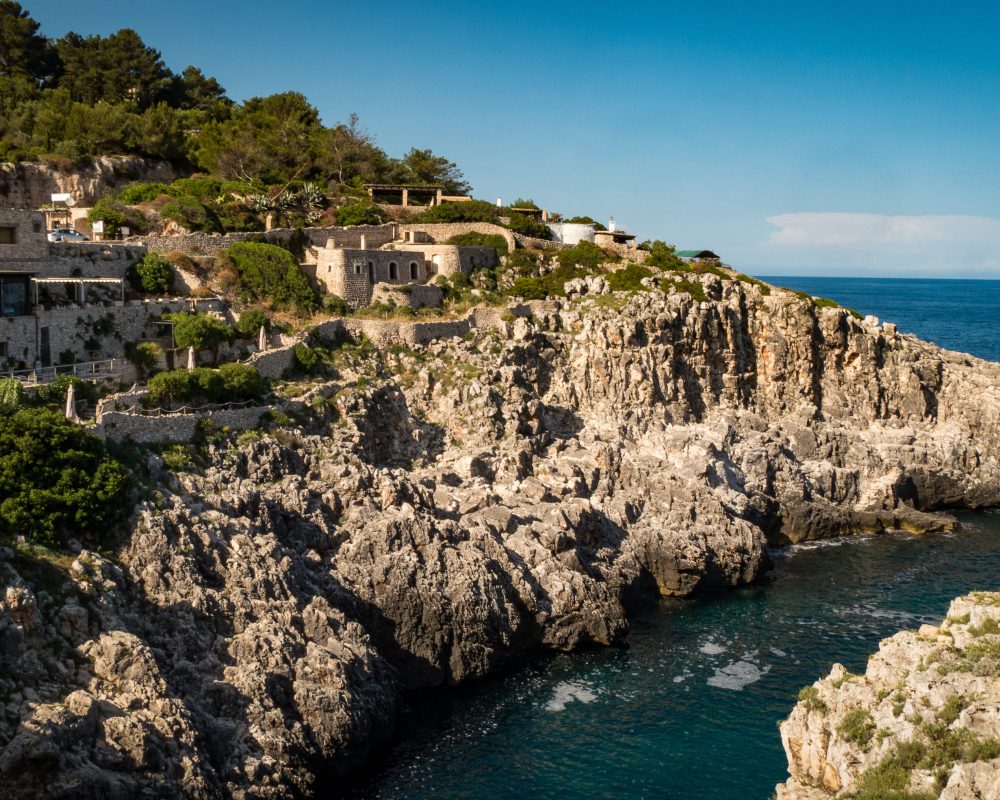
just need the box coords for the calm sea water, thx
[342,279,1000,800]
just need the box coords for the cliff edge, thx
[777,591,1000,799]
[4,275,1000,798]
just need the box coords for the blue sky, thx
[28,0,1000,276]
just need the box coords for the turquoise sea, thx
[343,278,1000,800]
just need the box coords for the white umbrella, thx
[65,382,78,421]
[257,325,267,351]
[186,346,196,370]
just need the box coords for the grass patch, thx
[838,709,876,746]
[970,616,1000,637]
[797,685,827,713]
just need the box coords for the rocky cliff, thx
[776,591,1000,799]
[0,157,178,208]
[4,275,1000,798]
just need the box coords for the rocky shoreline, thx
[777,591,1000,799]
[4,275,1000,798]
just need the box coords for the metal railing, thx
[0,359,120,385]
[114,399,261,417]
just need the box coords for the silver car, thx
[47,228,89,242]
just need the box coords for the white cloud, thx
[762,212,1000,275]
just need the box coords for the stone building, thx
[313,227,501,309]
[0,209,49,261]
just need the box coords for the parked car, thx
[47,228,89,242]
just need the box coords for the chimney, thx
[497,198,503,207]
[608,218,617,232]
[360,234,367,249]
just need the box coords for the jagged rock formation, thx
[4,275,1000,798]
[776,591,1000,799]
[0,157,178,208]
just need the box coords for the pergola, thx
[32,276,126,305]
[364,184,445,207]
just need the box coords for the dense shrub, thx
[87,198,147,236]
[606,263,653,292]
[335,201,387,226]
[506,212,552,240]
[127,252,174,294]
[160,194,223,233]
[168,312,233,360]
[446,232,509,255]
[558,241,614,270]
[413,199,500,224]
[0,408,131,547]
[294,343,320,373]
[0,379,23,413]
[225,242,318,314]
[35,375,98,407]
[506,276,549,300]
[127,341,162,377]
[642,240,689,271]
[147,364,262,406]
[564,215,607,231]
[117,181,175,203]
[321,294,350,315]
[233,308,270,339]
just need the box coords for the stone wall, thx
[371,283,443,310]
[245,345,297,381]
[132,223,399,262]
[34,242,145,279]
[398,222,516,253]
[0,157,177,208]
[1,298,225,367]
[513,232,563,251]
[0,209,48,261]
[99,404,268,444]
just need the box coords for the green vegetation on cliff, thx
[0,407,131,547]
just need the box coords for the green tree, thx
[167,65,229,112]
[233,308,269,339]
[128,341,162,378]
[399,147,470,194]
[0,407,131,547]
[195,91,322,184]
[169,312,232,361]
[127,252,174,294]
[0,1,57,112]
[55,28,172,109]
[318,112,384,186]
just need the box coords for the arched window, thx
[389,262,398,280]
[409,262,418,280]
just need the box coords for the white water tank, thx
[546,222,596,245]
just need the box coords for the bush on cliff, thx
[606,263,653,292]
[506,212,552,240]
[127,252,175,295]
[147,364,262,407]
[446,232,509,256]
[412,199,500,224]
[224,242,318,315]
[168,312,233,361]
[0,408,131,547]
[160,194,224,233]
[558,241,616,270]
[233,308,270,339]
[335,201,387,226]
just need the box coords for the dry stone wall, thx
[398,222,516,252]
[132,224,399,261]
[371,283,443,310]
[99,405,268,444]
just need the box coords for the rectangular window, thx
[0,343,7,358]
[0,277,29,316]
[32,221,41,234]
[0,227,15,245]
